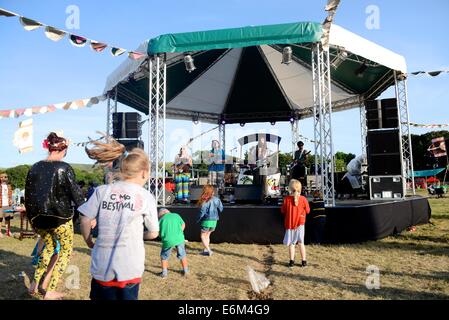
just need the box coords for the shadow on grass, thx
[0,249,38,300]
[268,269,449,300]
[351,267,449,282]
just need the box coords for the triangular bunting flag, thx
[111,47,126,57]
[19,16,43,31]
[128,51,146,60]
[0,8,17,17]
[90,41,108,52]
[428,71,443,77]
[69,34,88,47]
[44,26,66,42]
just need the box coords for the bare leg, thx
[180,257,188,270]
[289,244,296,261]
[200,231,211,252]
[161,259,169,270]
[299,243,306,261]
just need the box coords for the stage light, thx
[184,54,196,73]
[355,61,368,78]
[282,46,292,65]
[192,114,199,125]
[271,121,276,125]
[240,123,245,127]
[331,50,348,69]
[289,116,295,123]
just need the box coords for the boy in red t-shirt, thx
[281,179,310,268]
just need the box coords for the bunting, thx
[407,70,449,78]
[0,7,146,60]
[13,119,33,154]
[406,122,449,129]
[0,95,106,120]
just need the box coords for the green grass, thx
[1,193,448,300]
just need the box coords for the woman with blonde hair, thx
[78,148,159,300]
[281,179,310,268]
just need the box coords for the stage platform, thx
[165,196,431,244]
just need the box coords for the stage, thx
[165,196,431,244]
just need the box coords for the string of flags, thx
[0,95,106,120]
[407,70,449,78]
[0,7,146,60]
[407,122,449,129]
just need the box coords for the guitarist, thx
[208,140,225,189]
[174,146,192,203]
[292,141,310,187]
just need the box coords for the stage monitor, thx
[113,112,142,139]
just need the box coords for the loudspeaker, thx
[234,185,262,202]
[113,112,142,139]
[369,176,404,200]
[365,98,398,130]
[116,139,144,151]
[367,129,401,175]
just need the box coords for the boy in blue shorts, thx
[158,208,189,278]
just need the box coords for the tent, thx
[104,21,406,123]
[103,20,411,206]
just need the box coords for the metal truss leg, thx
[149,56,167,205]
[394,71,415,196]
[312,43,335,207]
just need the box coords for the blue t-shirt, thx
[208,149,225,172]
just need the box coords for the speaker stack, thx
[365,99,404,200]
[112,112,144,150]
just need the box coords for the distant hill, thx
[1,163,96,172]
[70,163,96,172]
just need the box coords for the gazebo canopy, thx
[104,21,407,124]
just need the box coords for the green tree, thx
[5,165,31,189]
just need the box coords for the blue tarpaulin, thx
[413,168,446,177]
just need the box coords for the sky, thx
[0,0,448,168]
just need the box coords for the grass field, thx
[1,192,448,300]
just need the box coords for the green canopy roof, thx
[148,21,322,54]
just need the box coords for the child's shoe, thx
[160,270,168,278]
[301,260,307,268]
[288,260,294,268]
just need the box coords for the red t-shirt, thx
[281,195,310,229]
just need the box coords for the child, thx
[281,179,310,268]
[197,185,223,256]
[78,148,159,300]
[158,208,188,278]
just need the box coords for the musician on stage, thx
[292,141,309,187]
[250,137,273,198]
[174,146,192,203]
[208,140,225,188]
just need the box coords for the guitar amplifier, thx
[369,175,404,200]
